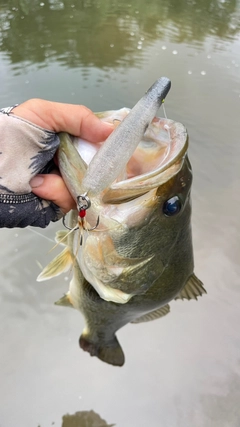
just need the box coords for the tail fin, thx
[79,333,125,367]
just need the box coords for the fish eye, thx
[163,196,181,217]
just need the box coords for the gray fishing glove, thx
[0,106,62,228]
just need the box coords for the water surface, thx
[0,1,240,426]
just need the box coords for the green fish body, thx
[38,80,205,366]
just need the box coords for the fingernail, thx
[30,176,44,188]
[104,121,115,128]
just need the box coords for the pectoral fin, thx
[131,304,170,323]
[37,247,73,281]
[175,273,206,301]
[83,234,159,299]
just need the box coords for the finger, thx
[30,174,76,214]
[13,100,114,142]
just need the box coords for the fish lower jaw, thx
[92,280,133,304]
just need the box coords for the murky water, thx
[0,1,240,426]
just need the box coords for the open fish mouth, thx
[74,110,188,204]
[121,115,187,179]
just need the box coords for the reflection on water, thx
[0,0,239,72]
[61,410,115,427]
[0,0,240,426]
[37,409,115,427]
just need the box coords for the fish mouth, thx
[124,116,187,180]
[74,110,188,204]
[104,115,188,203]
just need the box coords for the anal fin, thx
[175,273,206,301]
[131,304,170,324]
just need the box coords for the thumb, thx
[30,174,76,214]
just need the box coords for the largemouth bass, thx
[38,78,206,366]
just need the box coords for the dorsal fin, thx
[131,304,170,323]
[175,273,206,301]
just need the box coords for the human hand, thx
[14,99,114,213]
[0,99,113,228]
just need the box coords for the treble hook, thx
[83,214,100,231]
[62,193,99,232]
[77,193,99,231]
[62,215,79,231]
